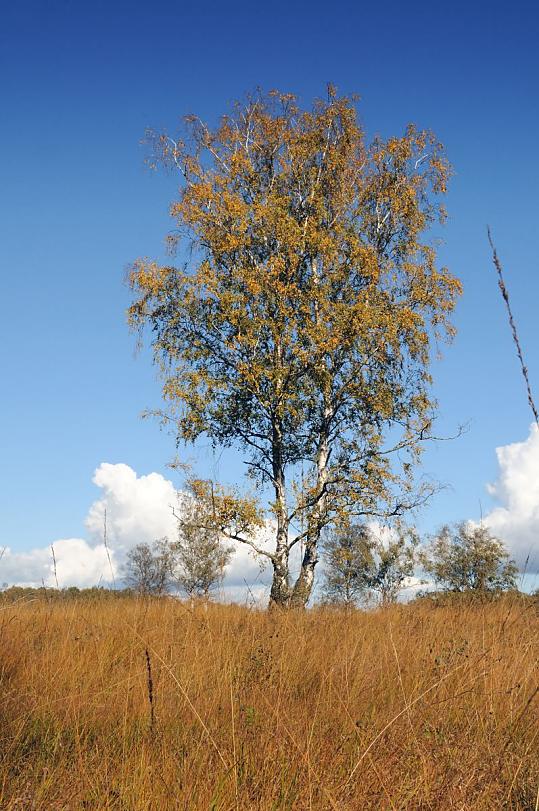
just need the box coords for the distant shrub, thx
[412,589,529,609]
[0,585,136,603]
[421,523,518,595]
[321,523,418,607]
[122,540,174,596]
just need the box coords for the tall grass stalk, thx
[488,227,539,425]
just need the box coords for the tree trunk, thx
[268,414,291,608]
[290,538,318,607]
[289,406,332,608]
[269,542,291,607]
[286,261,333,610]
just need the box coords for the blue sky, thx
[1,0,538,577]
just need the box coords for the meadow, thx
[0,594,537,810]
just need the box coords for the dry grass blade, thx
[339,654,476,790]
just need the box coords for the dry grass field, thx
[0,594,537,810]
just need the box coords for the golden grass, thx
[0,595,537,809]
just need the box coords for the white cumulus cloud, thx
[0,463,273,594]
[85,463,178,551]
[0,540,113,589]
[483,424,539,572]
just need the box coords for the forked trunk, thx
[290,538,319,608]
[288,404,331,608]
[269,411,292,607]
[267,390,331,609]
[269,544,291,607]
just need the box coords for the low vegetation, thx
[0,594,537,809]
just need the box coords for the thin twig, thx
[144,647,155,733]
[487,227,539,425]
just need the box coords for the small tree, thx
[322,523,417,607]
[321,524,372,607]
[172,496,233,598]
[366,528,418,606]
[123,540,173,596]
[422,523,518,594]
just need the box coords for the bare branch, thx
[222,530,275,561]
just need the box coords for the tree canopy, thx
[172,495,233,597]
[422,523,518,594]
[321,524,373,608]
[322,523,417,607]
[129,87,462,607]
[122,540,173,596]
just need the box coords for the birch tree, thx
[322,523,418,607]
[128,87,461,607]
[422,523,518,593]
[123,540,173,596]
[321,524,372,608]
[172,495,233,597]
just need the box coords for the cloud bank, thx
[0,463,270,598]
[0,541,111,590]
[483,424,539,572]
[85,463,178,551]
